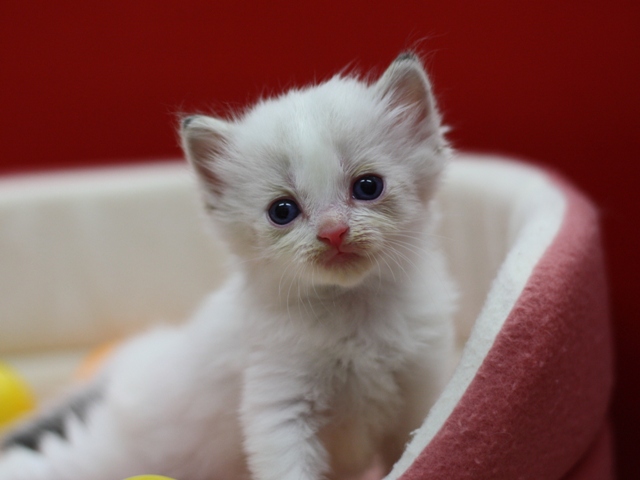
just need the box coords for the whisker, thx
[278,256,296,300]
[386,240,451,285]
[285,261,300,323]
[310,268,327,318]
[387,237,439,263]
[390,229,453,243]
[387,244,431,264]
[363,251,384,294]
[384,248,411,282]
[378,252,396,283]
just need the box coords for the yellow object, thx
[75,341,119,381]
[123,476,177,480]
[0,362,36,428]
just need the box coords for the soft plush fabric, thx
[0,154,613,478]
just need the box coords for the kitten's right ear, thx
[375,52,441,138]
[180,114,230,200]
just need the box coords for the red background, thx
[1,1,638,477]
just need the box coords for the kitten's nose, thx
[317,224,349,248]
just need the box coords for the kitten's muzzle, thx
[317,224,349,249]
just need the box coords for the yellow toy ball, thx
[0,362,36,429]
[123,476,177,480]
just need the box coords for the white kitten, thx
[0,53,457,480]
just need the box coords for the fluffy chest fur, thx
[231,255,454,478]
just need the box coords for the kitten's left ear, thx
[180,114,230,201]
[376,52,441,136]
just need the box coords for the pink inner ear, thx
[184,127,227,196]
[388,74,430,124]
[377,59,433,128]
[191,155,224,196]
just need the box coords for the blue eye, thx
[268,199,300,225]
[353,175,384,200]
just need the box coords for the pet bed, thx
[0,154,613,479]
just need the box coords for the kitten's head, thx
[181,53,449,288]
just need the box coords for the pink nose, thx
[318,225,349,248]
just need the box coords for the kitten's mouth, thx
[312,245,374,286]
[321,248,363,267]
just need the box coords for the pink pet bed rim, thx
[399,170,614,479]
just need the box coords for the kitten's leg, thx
[240,362,329,480]
[381,356,453,472]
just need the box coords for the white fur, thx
[0,54,457,480]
